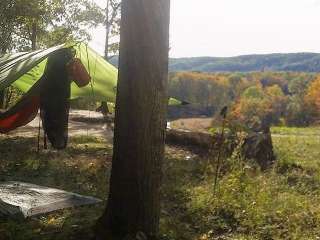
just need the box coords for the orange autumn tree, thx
[305,75,320,122]
[230,85,287,131]
[230,86,273,131]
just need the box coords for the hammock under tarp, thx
[0,42,183,149]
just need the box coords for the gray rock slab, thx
[0,181,102,219]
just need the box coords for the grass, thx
[272,126,320,169]
[0,126,320,239]
[161,126,320,239]
[271,126,320,136]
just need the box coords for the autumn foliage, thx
[169,71,319,128]
[304,76,320,121]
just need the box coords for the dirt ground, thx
[5,110,113,141]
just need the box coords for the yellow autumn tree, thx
[305,75,320,121]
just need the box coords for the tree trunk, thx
[0,90,5,109]
[31,22,37,50]
[96,0,170,239]
[1,44,8,55]
[0,48,6,109]
[104,0,110,59]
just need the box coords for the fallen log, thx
[166,129,212,149]
[166,128,275,170]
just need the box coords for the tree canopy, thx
[0,0,104,52]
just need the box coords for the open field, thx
[0,125,320,239]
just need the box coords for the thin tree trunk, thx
[0,90,5,109]
[1,45,7,54]
[96,0,170,239]
[0,48,7,109]
[104,0,110,59]
[31,22,37,50]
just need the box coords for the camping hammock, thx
[0,46,91,149]
[0,82,40,134]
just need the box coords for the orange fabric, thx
[0,96,40,133]
[67,58,91,88]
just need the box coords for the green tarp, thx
[0,42,181,105]
[1,43,118,103]
[0,45,66,90]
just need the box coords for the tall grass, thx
[160,127,320,239]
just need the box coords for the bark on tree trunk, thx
[31,22,37,50]
[0,48,6,109]
[96,0,170,239]
[104,0,110,59]
[0,90,5,109]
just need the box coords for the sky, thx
[90,0,320,58]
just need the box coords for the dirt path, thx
[5,110,114,141]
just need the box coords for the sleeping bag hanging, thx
[40,48,74,150]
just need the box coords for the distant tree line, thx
[169,71,320,128]
[169,53,320,73]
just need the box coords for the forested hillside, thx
[169,53,320,72]
[110,53,320,72]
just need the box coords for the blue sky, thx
[91,0,320,57]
